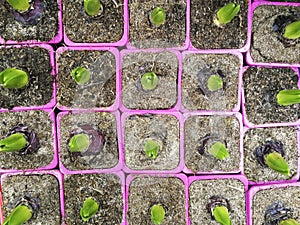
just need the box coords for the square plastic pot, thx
[56,47,120,111]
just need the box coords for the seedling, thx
[84,0,103,17]
[7,0,30,11]
[206,196,232,225]
[283,20,300,40]
[150,7,166,26]
[213,206,232,225]
[68,133,90,153]
[144,139,160,159]
[141,72,158,90]
[209,142,229,160]
[80,197,99,222]
[3,204,32,225]
[71,67,91,85]
[207,75,223,91]
[0,68,29,89]
[265,152,290,176]
[264,202,295,225]
[280,219,300,225]
[151,204,165,225]
[214,3,240,27]
[0,133,27,153]
[277,90,300,106]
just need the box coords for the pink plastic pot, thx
[0,44,56,110]
[57,110,123,174]
[0,0,62,44]
[121,111,184,174]
[56,46,120,111]
[183,111,244,174]
[0,108,58,173]
[0,170,64,225]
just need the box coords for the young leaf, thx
[144,139,160,159]
[68,134,90,153]
[151,204,165,225]
[213,206,232,225]
[280,219,300,225]
[265,152,290,176]
[71,67,91,85]
[7,0,30,11]
[141,72,158,91]
[207,75,223,91]
[0,68,29,89]
[283,20,300,40]
[80,197,99,222]
[3,205,32,225]
[215,3,240,26]
[150,7,166,26]
[0,133,27,153]
[84,0,102,17]
[209,142,229,160]
[277,90,300,106]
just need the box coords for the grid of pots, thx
[0,0,300,225]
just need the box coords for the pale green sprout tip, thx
[80,197,99,222]
[276,90,300,106]
[0,133,27,153]
[213,206,232,225]
[144,139,160,159]
[265,152,290,176]
[283,20,300,40]
[215,3,240,26]
[71,67,91,85]
[209,142,229,160]
[84,0,103,17]
[3,204,32,225]
[0,68,29,89]
[151,204,165,225]
[68,134,90,153]
[207,75,223,91]
[280,218,300,225]
[150,7,166,26]
[141,72,158,90]
[7,0,30,11]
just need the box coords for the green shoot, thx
[0,133,27,153]
[0,68,29,89]
[84,0,103,17]
[207,75,223,91]
[209,142,229,160]
[150,7,166,26]
[144,139,160,159]
[214,3,240,27]
[276,90,300,106]
[212,206,232,225]
[283,20,300,40]
[3,204,32,225]
[80,197,99,222]
[265,152,290,176]
[151,204,165,225]
[280,219,300,225]
[71,67,91,85]
[141,72,158,90]
[7,0,30,11]
[68,134,90,153]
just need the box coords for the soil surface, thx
[190,0,248,49]
[122,51,178,109]
[189,179,246,224]
[59,112,119,171]
[243,67,299,125]
[129,0,186,48]
[57,50,116,109]
[184,115,240,173]
[250,5,300,64]
[2,174,61,224]
[64,173,123,224]
[0,0,58,42]
[182,54,240,110]
[0,46,53,109]
[244,126,298,183]
[127,176,185,225]
[63,0,123,43]
[124,114,179,171]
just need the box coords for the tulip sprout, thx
[214,3,240,27]
[80,197,99,222]
[280,219,300,225]
[7,0,30,11]
[209,142,229,160]
[151,204,165,225]
[277,90,300,106]
[144,139,160,159]
[207,75,223,91]
[71,67,91,85]
[150,7,166,26]
[283,20,300,40]
[3,205,32,225]
[84,0,103,17]
[141,72,158,91]
[68,133,90,153]
[0,68,29,89]
[213,206,232,225]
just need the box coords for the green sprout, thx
[150,7,166,26]
[207,75,223,91]
[71,67,91,85]
[84,0,103,17]
[0,68,29,89]
[208,142,229,160]
[144,139,160,159]
[0,133,27,153]
[212,206,232,225]
[265,152,290,176]
[141,72,158,91]
[276,90,300,106]
[151,204,165,225]
[6,0,30,11]
[280,219,300,225]
[68,134,90,153]
[80,197,99,222]
[214,3,240,27]
[3,204,32,225]
[283,20,300,40]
